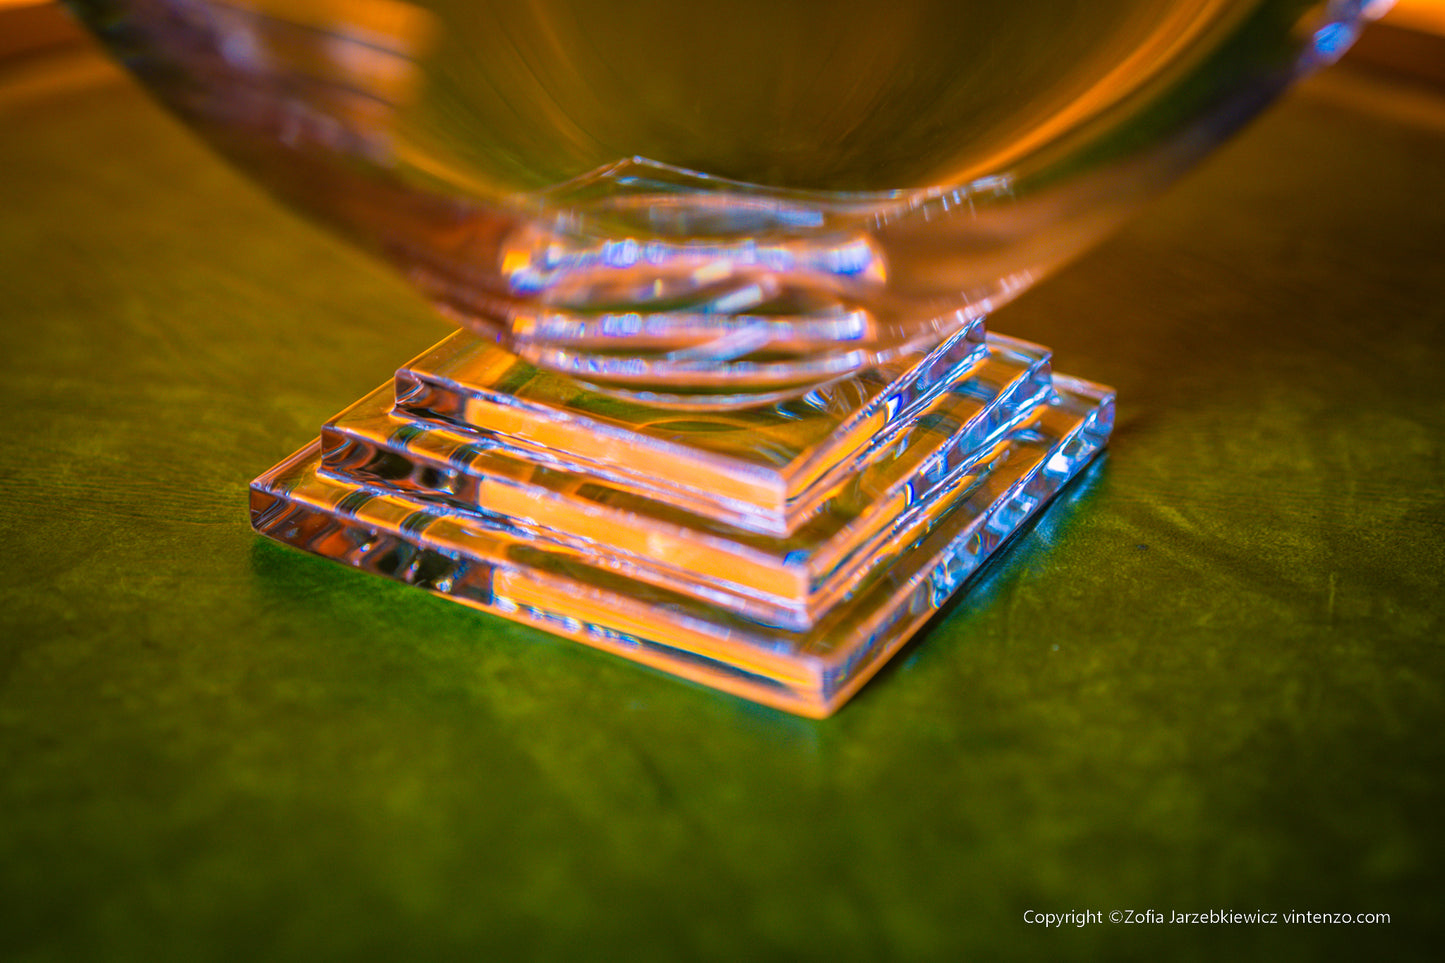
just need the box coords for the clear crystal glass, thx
[65,0,1388,402]
[65,0,1390,713]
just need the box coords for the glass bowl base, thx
[251,323,1113,717]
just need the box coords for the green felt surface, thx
[2,42,1443,962]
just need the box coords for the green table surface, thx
[2,36,1443,963]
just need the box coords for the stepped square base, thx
[251,322,1113,717]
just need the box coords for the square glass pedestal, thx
[251,319,1113,717]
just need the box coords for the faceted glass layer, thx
[252,324,1113,716]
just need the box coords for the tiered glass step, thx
[251,319,1114,717]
